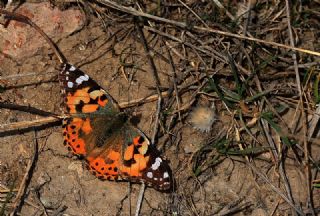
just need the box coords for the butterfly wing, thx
[59,63,119,157]
[59,63,119,115]
[120,126,172,190]
[85,122,172,190]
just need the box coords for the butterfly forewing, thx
[59,63,119,115]
[120,125,172,190]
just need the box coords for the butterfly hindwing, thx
[62,117,90,156]
[64,112,172,190]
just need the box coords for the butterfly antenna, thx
[0,9,67,64]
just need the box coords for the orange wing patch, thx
[66,87,91,114]
[62,117,92,156]
[87,150,121,180]
[123,144,134,161]
[85,136,151,180]
[89,90,109,107]
[65,88,108,114]
[121,154,149,177]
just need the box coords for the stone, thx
[0,2,85,59]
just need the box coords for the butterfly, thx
[58,63,172,190]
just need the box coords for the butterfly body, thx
[59,63,172,190]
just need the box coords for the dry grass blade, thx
[135,21,162,144]
[285,0,313,214]
[98,0,320,57]
[215,201,252,216]
[134,183,145,216]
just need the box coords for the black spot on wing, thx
[75,100,85,113]
[99,94,107,101]
[89,97,99,105]
[137,136,145,144]
[123,158,136,166]
[88,85,101,93]
[133,147,140,154]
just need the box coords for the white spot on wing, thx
[69,65,76,71]
[80,75,89,81]
[67,81,74,88]
[83,74,89,81]
[151,157,162,170]
[163,172,169,179]
[75,77,82,84]
[75,75,90,85]
[147,172,153,178]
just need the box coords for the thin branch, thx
[9,130,38,215]
[134,183,145,216]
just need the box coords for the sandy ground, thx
[1,2,319,216]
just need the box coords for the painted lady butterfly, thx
[59,64,172,190]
